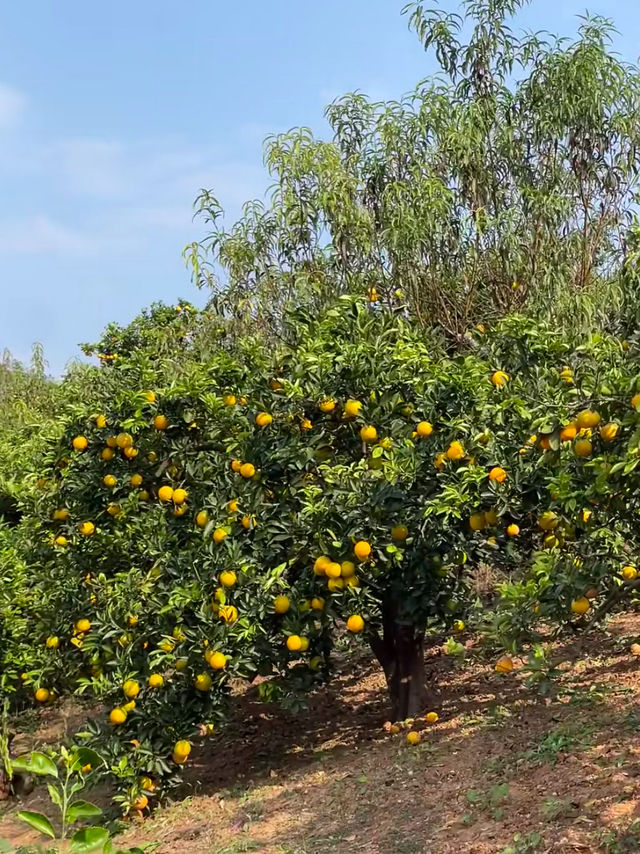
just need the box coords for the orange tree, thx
[9,291,640,805]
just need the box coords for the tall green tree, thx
[187,0,640,345]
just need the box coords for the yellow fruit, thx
[406,731,421,745]
[325,562,342,579]
[632,393,640,410]
[488,466,507,483]
[54,535,68,546]
[469,513,485,532]
[560,423,577,442]
[425,712,439,724]
[622,565,638,580]
[196,510,209,527]
[453,620,465,632]
[173,740,191,763]
[346,576,360,588]
[194,673,212,691]
[574,439,592,458]
[219,570,236,588]
[223,394,237,406]
[144,391,156,403]
[213,528,228,545]
[538,512,558,530]
[286,635,303,652]
[301,418,313,431]
[576,410,600,429]
[158,485,174,502]
[72,436,88,451]
[205,651,225,670]
[274,595,291,614]
[100,447,114,462]
[298,637,309,652]
[231,458,243,472]
[256,412,273,427]
[53,508,69,521]
[354,540,372,561]
[319,398,336,413]
[75,618,91,634]
[35,688,50,703]
[571,597,590,615]
[346,615,364,633]
[484,509,499,526]
[116,432,133,449]
[45,635,60,649]
[153,415,169,431]
[109,708,127,725]
[128,614,139,627]
[240,463,256,479]
[159,639,175,653]
[103,474,116,488]
[269,378,283,390]
[107,503,122,517]
[313,556,330,576]
[173,488,187,505]
[123,679,140,699]
[391,525,409,541]
[96,414,107,428]
[123,446,139,459]
[446,441,464,460]
[105,436,117,448]
[311,597,325,611]
[341,560,356,578]
[433,452,447,469]
[227,500,239,514]
[506,523,520,537]
[219,605,238,623]
[360,425,378,443]
[175,658,188,671]
[416,421,433,438]
[495,655,513,674]
[130,474,143,487]
[599,422,619,443]
[543,534,559,549]
[343,399,362,418]
[132,795,148,812]
[491,371,509,387]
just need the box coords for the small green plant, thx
[2,746,145,854]
[519,645,562,697]
[465,782,510,820]
[540,796,577,820]
[502,831,542,854]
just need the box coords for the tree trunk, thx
[370,605,428,721]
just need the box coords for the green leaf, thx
[70,747,105,772]
[16,810,56,839]
[67,800,103,824]
[12,751,58,778]
[47,782,63,807]
[68,826,110,852]
[0,839,12,853]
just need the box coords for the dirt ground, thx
[3,614,640,854]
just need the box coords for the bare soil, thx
[3,614,640,853]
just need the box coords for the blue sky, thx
[1,0,638,374]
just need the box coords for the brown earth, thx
[3,614,640,853]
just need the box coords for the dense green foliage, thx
[5,0,640,816]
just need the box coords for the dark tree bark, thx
[369,601,428,721]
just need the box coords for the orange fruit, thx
[343,399,362,418]
[319,398,336,413]
[391,525,408,541]
[130,474,143,487]
[406,731,421,745]
[313,556,330,576]
[72,436,88,451]
[425,712,439,724]
[123,679,140,699]
[469,513,485,532]
[346,615,364,633]
[219,570,236,587]
[240,463,255,479]
[194,673,212,691]
[416,421,433,437]
[231,459,242,472]
[116,432,133,449]
[35,688,50,703]
[213,528,228,545]
[571,597,590,615]
[340,560,356,578]
[560,424,577,442]
[599,422,619,443]
[207,651,227,670]
[103,474,116,488]
[311,597,325,611]
[101,447,115,461]
[446,441,464,460]
[506,523,520,537]
[196,510,209,527]
[491,371,509,387]
[79,521,95,536]
[286,635,302,652]
[173,488,187,505]
[354,540,371,561]
[325,562,342,579]
[574,439,592,458]
[576,410,600,429]
[158,486,174,502]
[360,425,377,443]
[274,595,290,614]
[495,655,513,674]
[488,466,507,483]
[256,412,273,427]
[109,708,127,725]
[153,415,169,431]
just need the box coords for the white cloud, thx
[0,214,92,254]
[0,83,26,129]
